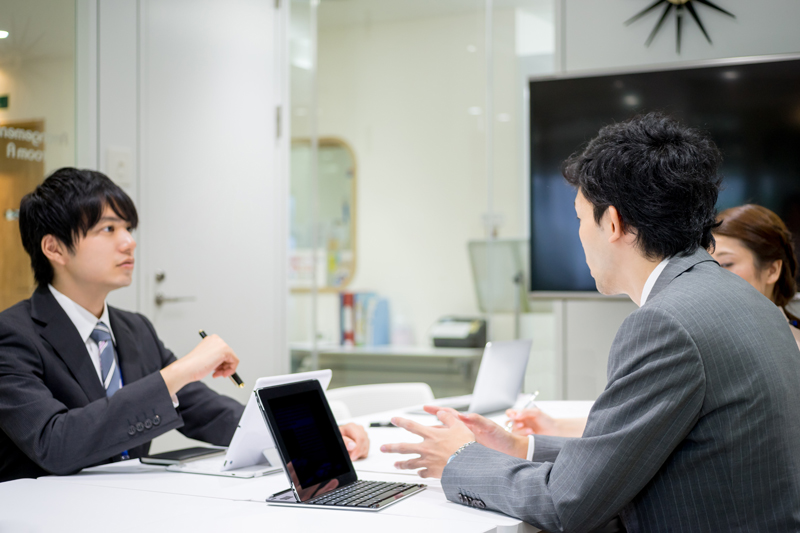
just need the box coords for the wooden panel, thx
[0,120,44,311]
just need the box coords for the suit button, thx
[475,500,486,509]
[136,422,144,432]
[128,425,136,436]
[152,415,161,426]
[144,419,153,429]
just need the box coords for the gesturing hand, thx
[453,407,529,459]
[379,407,475,479]
[505,408,587,438]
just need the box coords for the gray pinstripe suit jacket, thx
[442,249,800,532]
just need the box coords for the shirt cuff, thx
[526,434,535,461]
[171,393,180,409]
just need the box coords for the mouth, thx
[119,259,135,269]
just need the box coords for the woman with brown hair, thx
[711,204,800,349]
[506,204,800,438]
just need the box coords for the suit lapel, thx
[31,286,107,402]
[109,307,144,385]
[648,248,718,302]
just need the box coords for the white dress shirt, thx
[48,284,119,387]
[525,257,671,461]
[640,258,670,307]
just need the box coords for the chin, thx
[114,276,134,288]
[594,281,617,297]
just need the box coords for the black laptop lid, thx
[255,380,357,502]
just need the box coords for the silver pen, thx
[505,390,540,431]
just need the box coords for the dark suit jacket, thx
[0,285,244,482]
[442,249,800,532]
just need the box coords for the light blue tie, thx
[90,322,122,397]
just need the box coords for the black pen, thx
[198,329,244,388]
[369,421,396,428]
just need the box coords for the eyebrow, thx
[713,251,734,257]
[97,216,127,224]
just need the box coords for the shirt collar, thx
[640,258,670,307]
[48,284,116,345]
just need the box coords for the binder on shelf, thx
[339,291,390,347]
[340,293,355,346]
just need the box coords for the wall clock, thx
[625,0,736,53]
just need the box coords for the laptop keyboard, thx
[305,480,425,509]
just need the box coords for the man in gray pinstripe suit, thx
[382,113,800,532]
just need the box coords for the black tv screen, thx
[529,56,800,294]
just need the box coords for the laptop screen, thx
[256,380,357,501]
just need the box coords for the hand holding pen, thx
[199,330,244,388]
[505,390,540,431]
[159,330,241,397]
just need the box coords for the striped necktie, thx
[90,322,122,397]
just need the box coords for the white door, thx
[137,0,288,407]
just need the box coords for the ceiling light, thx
[0,31,9,39]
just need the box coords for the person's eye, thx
[103,225,115,232]
[720,262,733,268]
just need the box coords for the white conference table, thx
[0,400,593,533]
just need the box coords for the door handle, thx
[154,293,196,307]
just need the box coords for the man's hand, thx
[379,407,475,479]
[451,406,528,459]
[506,407,587,438]
[160,334,239,396]
[339,422,369,460]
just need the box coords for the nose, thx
[120,228,137,252]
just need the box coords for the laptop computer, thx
[424,339,532,415]
[255,379,426,511]
[165,370,332,478]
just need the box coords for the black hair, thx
[19,167,139,286]
[562,112,723,260]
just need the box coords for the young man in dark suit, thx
[0,168,368,482]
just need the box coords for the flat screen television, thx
[529,54,800,295]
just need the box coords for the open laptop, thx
[165,370,332,478]
[255,379,426,511]
[423,339,532,415]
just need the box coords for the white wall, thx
[563,0,800,73]
[97,0,140,312]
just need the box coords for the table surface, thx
[0,400,593,533]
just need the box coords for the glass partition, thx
[0,0,76,310]
[288,0,557,398]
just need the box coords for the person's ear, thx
[764,259,782,286]
[41,235,69,267]
[605,206,625,244]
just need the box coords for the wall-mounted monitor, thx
[529,54,800,295]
